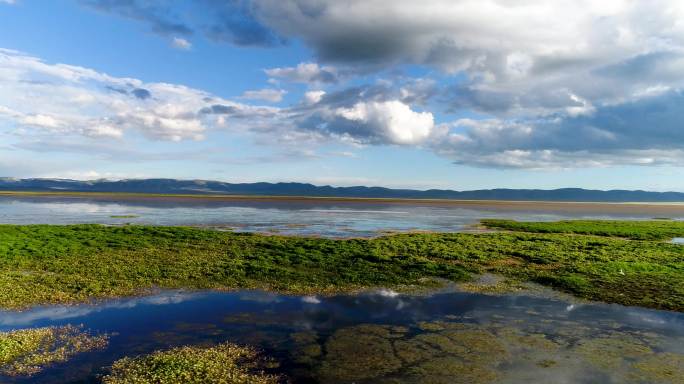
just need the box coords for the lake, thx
[1,194,683,238]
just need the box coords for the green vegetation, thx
[481,219,684,240]
[102,342,279,384]
[0,221,682,311]
[0,325,108,376]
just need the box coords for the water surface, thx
[0,288,682,383]
[2,195,681,237]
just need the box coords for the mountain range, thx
[0,178,683,202]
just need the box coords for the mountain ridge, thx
[0,178,683,202]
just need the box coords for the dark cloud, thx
[199,104,239,115]
[82,0,192,36]
[131,88,151,100]
[83,0,282,46]
[105,85,151,100]
[203,0,283,46]
[433,90,684,168]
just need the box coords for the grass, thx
[481,219,684,240]
[0,325,108,376]
[0,221,682,311]
[102,342,279,384]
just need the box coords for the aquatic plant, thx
[630,352,684,383]
[0,220,682,311]
[102,342,280,384]
[0,325,108,377]
[294,318,684,384]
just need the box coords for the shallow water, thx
[1,195,681,237]
[0,289,682,383]
[672,237,684,244]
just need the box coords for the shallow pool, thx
[1,288,682,383]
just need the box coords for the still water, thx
[1,195,682,237]
[0,288,682,383]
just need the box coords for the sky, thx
[1,1,684,191]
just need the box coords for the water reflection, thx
[1,196,680,238]
[0,289,682,383]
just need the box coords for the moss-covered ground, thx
[0,220,682,311]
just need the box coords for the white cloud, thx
[333,100,434,145]
[0,0,15,4]
[171,37,191,50]
[239,88,286,102]
[304,90,325,104]
[265,62,337,84]
[19,114,63,129]
[0,49,262,142]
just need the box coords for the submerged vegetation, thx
[0,325,108,376]
[290,316,684,384]
[0,220,682,310]
[102,342,280,384]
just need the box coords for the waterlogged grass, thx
[0,325,108,376]
[481,219,684,240]
[102,342,279,384]
[0,222,682,311]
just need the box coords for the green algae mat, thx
[0,220,682,311]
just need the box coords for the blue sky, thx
[1,1,684,191]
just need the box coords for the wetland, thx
[0,194,683,383]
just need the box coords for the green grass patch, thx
[102,342,279,384]
[0,222,682,311]
[0,325,108,376]
[481,219,684,240]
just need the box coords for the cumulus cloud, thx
[330,100,434,145]
[287,84,440,145]
[239,88,286,103]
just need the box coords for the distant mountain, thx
[0,178,683,202]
